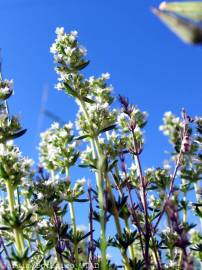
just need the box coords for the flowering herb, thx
[0,27,201,270]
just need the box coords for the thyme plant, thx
[0,27,201,270]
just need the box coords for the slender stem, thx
[124,218,135,260]
[69,201,79,264]
[115,161,145,261]
[78,99,108,270]
[150,233,162,270]
[65,167,79,265]
[105,174,131,270]
[154,152,182,231]
[5,181,25,254]
[88,186,95,266]
[131,132,150,268]
[114,165,138,261]
[194,182,202,228]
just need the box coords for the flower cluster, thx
[0,142,33,187]
[50,27,88,95]
[0,79,13,100]
[159,111,183,146]
[39,122,79,172]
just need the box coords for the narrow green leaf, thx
[74,60,90,71]
[9,129,27,140]
[153,8,202,44]
[98,124,117,134]
[64,82,78,97]
[159,1,202,21]
[74,134,91,140]
[0,225,10,231]
[82,96,95,104]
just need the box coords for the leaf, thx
[74,134,91,140]
[191,243,202,251]
[74,60,90,71]
[64,82,78,97]
[108,160,118,172]
[0,225,10,231]
[68,152,80,166]
[74,198,89,202]
[0,91,13,101]
[82,96,95,104]
[153,8,202,44]
[79,163,97,169]
[0,165,7,178]
[10,129,27,140]
[159,1,202,22]
[98,124,117,134]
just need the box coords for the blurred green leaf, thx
[153,8,202,44]
[159,1,202,21]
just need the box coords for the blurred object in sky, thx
[37,84,49,134]
[43,109,65,125]
[153,1,202,45]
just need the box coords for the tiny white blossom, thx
[101,72,110,80]
[55,27,64,36]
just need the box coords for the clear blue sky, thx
[1,0,202,262]
[0,0,201,164]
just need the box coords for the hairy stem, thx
[5,180,27,269]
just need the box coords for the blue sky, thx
[0,0,202,262]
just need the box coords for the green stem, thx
[79,100,108,270]
[105,174,131,270]
[69,201,79,264]
[114,164,135,261]
[5,180,26,263]
[82,109,131,269]
[65,167,79,265]
[125,218,135,261]
[194,182,202,228]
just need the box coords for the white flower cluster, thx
[76,102,117,137]
[50,28,83,64]
[80,145,94,166]
[50,27,88,92]
[0,79,13,100]
[73,177,86,193]
[159,111,183,137]
[39,122,78,172]
[0,142,33,186]
[116,108,147,150]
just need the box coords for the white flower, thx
[98,137,105,144]
[70,30,78,37]
[76,178,86,186]
[65,121,73,129]
[59,130,68,138]
[79,46,87,55]
[55,82,64,91]
[88,76,95,84]
[64,47,72,55]
[101,72,110,80]
[55,27,64,36]
[51,122,59,130]
[37,193,44,200]
[69,34,76,42]
[145,167,155,174]
[50,43,57,54]
[164,111,172,118]
[129,163,137,171]
[38,219,49,229]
